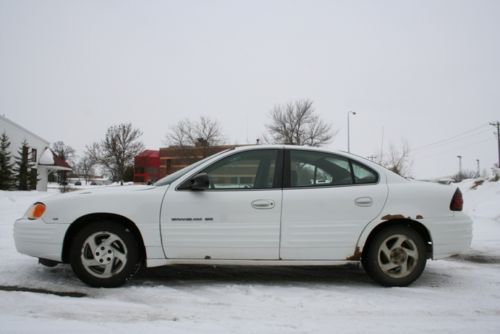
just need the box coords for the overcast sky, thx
[1,0,499,178]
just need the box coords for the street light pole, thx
[347,111,356,153]
[490,121,500,167]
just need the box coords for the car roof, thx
[231,144,348,155]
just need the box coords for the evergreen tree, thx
[13,140,32,190]
[0,132,14,190]
[29,168,38,190]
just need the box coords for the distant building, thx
[159,144,237,177]
[133,150,160,183]
[0,115,71,191]
[133,143,239,183]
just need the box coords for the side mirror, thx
[190,173,210,191]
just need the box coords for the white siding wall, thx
[0,115,50,164]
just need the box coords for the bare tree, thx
[51,141,76,186]
[85,142,101,166]
[76,155,96,184]
[51,141,75,166]
[266,99,335,146]
[378,141,412,177]
[164,116,224,147]
[87,123,144,182]
[454,169,477,182]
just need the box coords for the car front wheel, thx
[363,226,427,286]
[69,221,141,287]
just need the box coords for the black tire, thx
[362,226,427,287]
[69,221,141,288]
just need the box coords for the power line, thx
[411,136,495,159]
[411,123,490,153]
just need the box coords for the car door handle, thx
[251,199,275,209]
[355,197,373,207]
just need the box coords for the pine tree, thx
[13,140,32,190]
[0,132,14,190]
[29,168,38,190]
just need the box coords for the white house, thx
[0,114,71,191]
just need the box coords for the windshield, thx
[154,149,230,186]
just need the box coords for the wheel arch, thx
[358,219,433,261]
[61,213,147,264]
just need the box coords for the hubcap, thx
[390,248,408,265]
[94,245,114,265]
[81,231,128,278]
[378,234,418,278]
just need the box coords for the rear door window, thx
[288,150,378,187]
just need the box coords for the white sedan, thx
[14,145,472,287]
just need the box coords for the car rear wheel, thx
[363,226,427,286]
[69,221,141,287]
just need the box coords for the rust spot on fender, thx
[382,213,423,220]
[346,247,362,261]
[381,214,406,221]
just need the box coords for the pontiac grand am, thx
[14,145,472,287]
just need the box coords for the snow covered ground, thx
[1,181,499,333]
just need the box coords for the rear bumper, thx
[429,213,473,259]
[13,218,69,262]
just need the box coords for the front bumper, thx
[13,218,70,262]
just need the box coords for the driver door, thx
[161,149,283,260]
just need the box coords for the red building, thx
[134,150,160,183]
[159,144,237,177]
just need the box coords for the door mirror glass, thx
[190,173,210,191]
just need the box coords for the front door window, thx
[203,150,279,190]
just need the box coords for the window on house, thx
[31,149,37,163]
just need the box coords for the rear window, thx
[289,150,378,188]
[352,161,378,184]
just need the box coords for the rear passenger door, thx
[280,149,388,260]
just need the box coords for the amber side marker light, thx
[450,188,463,211]
[27,203,46,220]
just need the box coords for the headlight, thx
[27,202,46,220]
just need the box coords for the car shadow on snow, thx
[2,262,456,296]
[134,264,375,287]
[7,259,465,295]
[449,252,500,264]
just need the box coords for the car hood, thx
[43,184,159,202]
[34,185,169,224]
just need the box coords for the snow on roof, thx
[38,148,72,170]
[136,150,159,158]
[39,149,54,165]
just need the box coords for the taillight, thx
[450,188,463,211]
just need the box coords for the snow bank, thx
[461,179,500,221]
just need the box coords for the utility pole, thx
[490,121,500,167]
[476,159,480,178]
[457,155,463,177]
[347,111,356,153]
